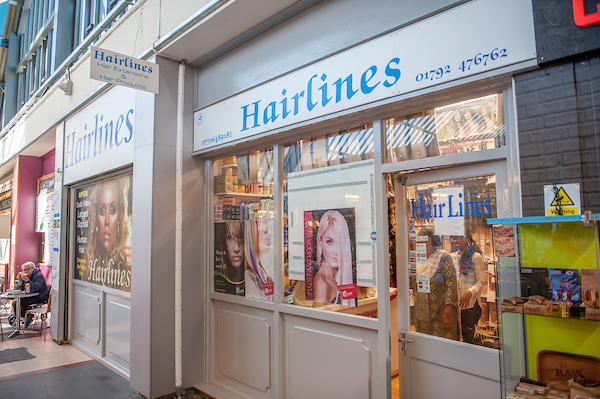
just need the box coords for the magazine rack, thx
[487,214,600,397]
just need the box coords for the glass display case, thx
[488,214,600,398]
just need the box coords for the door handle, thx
[399,332,412,355]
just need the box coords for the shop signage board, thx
[193,0,536,153]
[90,46,159,94]
[544,183,581,216]
[63,86,151,185]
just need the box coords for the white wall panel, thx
[283,315,379,399]
[288,326,371,399]
[216,309,271,391]
[74,286,102,354]
[211,301,274,399]
[105,294,132,371]
[410,358,501,399]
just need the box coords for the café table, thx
[0,291,38,338]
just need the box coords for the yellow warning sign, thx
[550,187,575,206]
[546,208,579,216]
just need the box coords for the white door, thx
[395,162,504,399]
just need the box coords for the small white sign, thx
[416,243,427,264]
[0,238,9,263]
[90,46,159,94]
[417,274,431,293]
[409,250,417,275]
[544,183,581,216]
[434,186,464,237]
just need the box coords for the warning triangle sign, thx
[551,187,575,206]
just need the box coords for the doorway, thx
[392,162,505,399]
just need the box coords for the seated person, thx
[12,261,49,328]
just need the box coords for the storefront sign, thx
[63,86,142,185]
[544,183,581,216]
[194,0,535,153]
[90,46,159,94]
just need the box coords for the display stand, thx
[487,215,600,398]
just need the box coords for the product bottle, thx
[25,282,31,294]
[557,290,566,317]
[565,291,572,317]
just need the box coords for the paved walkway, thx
[0,315,214,399]
[0,314,137,399]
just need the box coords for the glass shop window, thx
[213,149,275,301]
[385,93,505,163]
[283,124,380,317]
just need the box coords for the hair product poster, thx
[74,174,133,292]
[214,220,275,300]
[304,208,357,307]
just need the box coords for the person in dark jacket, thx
[12,261,49,328]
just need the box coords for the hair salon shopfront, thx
[51,84,154,377]
[190,1,536,398]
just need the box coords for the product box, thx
[490,303,498,324]
[215,174,233,185]
[521,268,549,298]
[502,304,524,313]
[215,182,234,193]
[585,307,600,320]
[524,300,553,315]
[546,390,569,399]
[549,268,580,302]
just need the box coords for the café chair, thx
[26,292,51,340]
[0,277,5,340]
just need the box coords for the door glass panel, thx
[406,175,499,347]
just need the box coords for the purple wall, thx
[41,149,55,176]
[11,156,42,276]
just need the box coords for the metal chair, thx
[26,291,51,340]
[0,277,5,340]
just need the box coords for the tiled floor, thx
[0,315,93,379]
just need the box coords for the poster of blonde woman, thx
[74,175,133,292]
[304,208,357,307]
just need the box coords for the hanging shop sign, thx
[63,86,151,185]
[544,183,581,216]
[90,46,159,94]
[193,0,536,153]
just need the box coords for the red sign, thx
[263,282,274,296]
[338,283,358,300]
[573,0,600,27]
